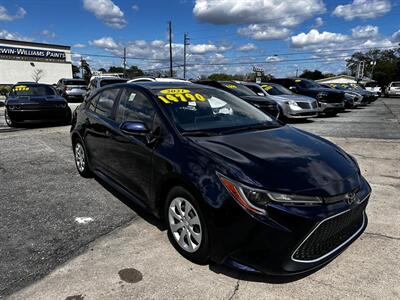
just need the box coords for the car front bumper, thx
[281,104,319,119]
[7,108,70,122]
[209,178,371,275]
[318,102,345,113]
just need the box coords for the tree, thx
[208,73,233,81]
[81,59,92,84]
[126,65,144,78]
[32,69,44,82]
[98,68,107,73]
[299,69,324,80]
[346,49,400,87]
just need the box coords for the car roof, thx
[132,81,216,90]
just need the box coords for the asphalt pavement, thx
[1,98,399,299]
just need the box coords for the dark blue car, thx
[70,82,371,275]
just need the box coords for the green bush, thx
[0,86,12,96]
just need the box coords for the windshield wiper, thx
[220,123,280,135]
[181,130,218,137]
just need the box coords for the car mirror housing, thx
[120,121,150,136]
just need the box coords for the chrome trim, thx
[291,208,366,264]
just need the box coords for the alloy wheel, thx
[168,197,202,253]
[4,109,13,127]
[74,143,86,173]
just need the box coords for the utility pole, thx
[295,67,299,77]
[168,21,173,77]
[183,33,190,79]
[123,47,127,78]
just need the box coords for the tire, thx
[165,186,210,264]
[4,108,18,127]
[73,138,92,178]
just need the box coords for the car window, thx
[87,93,99,112]
[115,88,155,127]
[95,88,120,118]
[246,85,264,95]
[391,82,400,87]
[10,85,56,96]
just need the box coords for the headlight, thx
[218,173,323,216]
[287,100,302,111]
[316,92,328,100]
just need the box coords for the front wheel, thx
[73,139,92,178]
[4,109,17,127]
[165,187,210,264]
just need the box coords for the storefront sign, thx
[0,45,66,61]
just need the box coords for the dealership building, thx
[0,39,73,85]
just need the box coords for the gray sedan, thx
[242,82,319,120]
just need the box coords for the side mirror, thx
[120,121,149,135]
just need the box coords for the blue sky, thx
[1,0,399,77]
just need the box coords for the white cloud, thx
[189,43,231,54]
[237,25,291,40]
[0,29,32,41]
[332,0,391,20]
[290,29,349,48]
[41,30,56,39]
[83,0,127,29]
[73,43,87,48]
[352,25,379,38]
[237,43,257,51]
[0,6,26,21]
[314,17,323,28]
[132,4,139,11]
[193,0,325,26]
[89,37,119,49]
[392,30,400,43]
[266,56,283,62]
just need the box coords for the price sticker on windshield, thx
[261,84,273,91]
[13,85,30,91]
[158,89,206,104]
[224,84,238,89]
[295,79,302,83]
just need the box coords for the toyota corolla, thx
[70,82,371,275]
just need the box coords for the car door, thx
[107,87,156,203]
[83,87,121,173]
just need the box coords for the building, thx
[0,39,72,85]
[316,75,375,85]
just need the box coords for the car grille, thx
[325,93,344,103]
[292,205,365,262]
[297,102,310,109]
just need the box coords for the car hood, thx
[190,126,360,196]
[307,87,343,95]
[240,95,277,105]
[269,94,315,103]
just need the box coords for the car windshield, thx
[64,80,86,85]
[295,79,321,89]
[391,82,400,87]
[10,85,56,96]
[150,86,280,134]
[219,82,257,97]
[100,79,127,87]
[261,83,293,95]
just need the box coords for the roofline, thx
[0,39,70,50]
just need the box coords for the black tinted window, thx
[116,88,155,127]
[95,88,120,118]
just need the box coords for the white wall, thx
[0,59,72,84]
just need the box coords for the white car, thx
[364,82,381,97]
[386,82,400,97]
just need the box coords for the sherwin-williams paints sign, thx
[0,46,66,61]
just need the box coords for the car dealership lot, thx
[1,98,399,299]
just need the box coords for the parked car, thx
[71,82,371,275]
[364,82,381,97]
[56,78,87,101]
[128,77,191,83]
[195,80,280,118]
[4,83,71,127]
[321,84,362,108]
[269,78,345,116]
[87,76,128,97]
[386,81,400,97]
[242,82,318,120]
[345,84,377,104]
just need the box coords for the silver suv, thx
[56,78,87,102]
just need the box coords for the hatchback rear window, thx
[64,80,86,85]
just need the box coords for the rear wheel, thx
[73,138,92,178]
[165,187,210,264]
